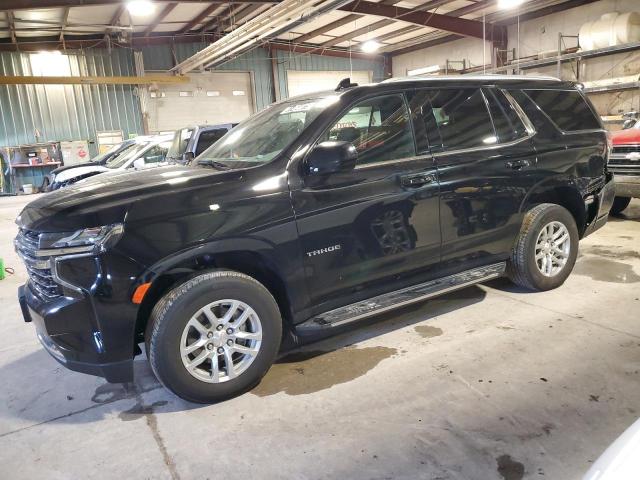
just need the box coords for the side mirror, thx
[306,141,357,176]
[622,119,635,130]
[133,158,145,170]
[183,151,195,163]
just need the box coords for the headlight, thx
[40,224,124,255]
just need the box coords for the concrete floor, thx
[0,194,639,480]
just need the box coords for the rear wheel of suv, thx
[610,196,631,216]
[507,204,579,291]
[146,270,282,403]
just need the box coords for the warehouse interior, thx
[1,0,639,478]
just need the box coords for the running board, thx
[297,262,506,334]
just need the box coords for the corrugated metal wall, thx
[1,43,385,153]
[0,49,144,155]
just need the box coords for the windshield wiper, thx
[196,159,231,170]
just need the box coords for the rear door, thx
[408,87,538,272]
[290,92,441,314]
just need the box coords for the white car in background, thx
[48,134,174,190]
[584,418,640,480]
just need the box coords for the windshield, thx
[91,142,124,163]
[167,128,194,160]
[196,95,338,168]
[105,140,152,169]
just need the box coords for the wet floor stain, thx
[119,400,168,421]
[583,245,640,261]
[91,383,138,404]
[414,325,443,338]
[252,346,397,397]
[496,454,525,480]
[573,257,640,283]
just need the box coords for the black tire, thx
[507,203,579,291]
[146,270,282,403]
[610,196,631,216]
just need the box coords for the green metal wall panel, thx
[0,49,144,156]
[0,44,385,156]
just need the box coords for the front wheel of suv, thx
[610,196,631,216]
[507,204,579,291]
[146,270,282,403]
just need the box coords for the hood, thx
[17,164,243,232]
[612,128,640,145]
[53,164,109,183]
[50,161,98,176]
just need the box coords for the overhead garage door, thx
[146,71,254,132]
[287,70,372,97]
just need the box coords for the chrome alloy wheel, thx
[535,221,571,277]
[180,299,262,383]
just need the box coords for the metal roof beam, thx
[143,2,177,36]
[59,6,70,43]
[293,0,402,44]
[388,0,598,55]
[321,19,394,47]
[355,0,494,50]
[0,0,278,10]
[178,3,220,33]
[338,0,500,40]
[7,11,17,44]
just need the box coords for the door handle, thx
[505,159,530,170]
[401,173,436,188]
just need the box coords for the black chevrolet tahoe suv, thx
[16,75,615,403]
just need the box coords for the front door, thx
[290,93,441,315]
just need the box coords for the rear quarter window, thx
[525,89,601,132]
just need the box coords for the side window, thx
[322,94,415,166]
[413,89,496,152]
[143,145,168,164]
[484,88,528,143]
[195,129,227,156]
[524,89,601,132]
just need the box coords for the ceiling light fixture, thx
[361,40,381,53]
[127,0,156,16]
[497,0,525,9]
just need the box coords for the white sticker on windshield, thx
[281,103,315,114]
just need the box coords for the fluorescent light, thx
[361,40,381,53]
[407,65,441,76]
[497,0,525,9]
[127,0,156,16]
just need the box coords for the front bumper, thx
[613,175,640,198]
[583,175,616,237]
[16,250,141,383]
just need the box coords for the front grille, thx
[609,144,640,176]
[611,145,640,155]
[15,229,62,299]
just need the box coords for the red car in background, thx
[609,120,640,215]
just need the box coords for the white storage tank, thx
[579,12,640,51]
